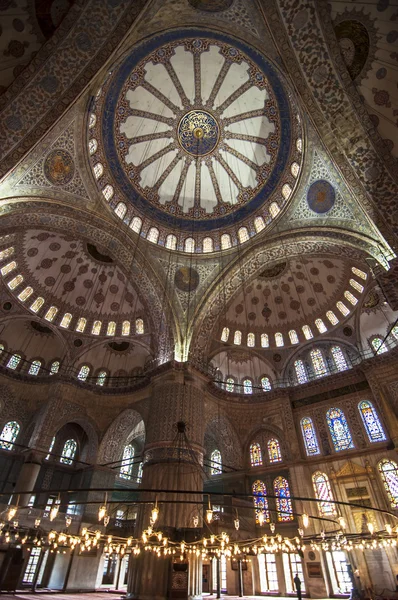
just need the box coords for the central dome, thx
[88,29,303,251]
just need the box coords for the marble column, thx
[127,365,206,600]
[188,554,203,600]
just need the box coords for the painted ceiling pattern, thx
[88,28,303,252]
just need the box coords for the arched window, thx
[29,360,41,376]
[147,227,159,243]
[226,377,234,392]
[18,287,33,302]
[315,319,327,334]
[302,325,313,340]
[102,185,114,201]
[378,459,398,508]
[50,361,60,375]
[274,476,293,522]
[289,330,299,344]
[268,439,282,463]
[331,346,348,371]
[130,216,142,233]
[93,163,103,179]
[261,376,271,392]
[294,359,308,384]
[60,439,77,465]
[210,449,222,475]
[326,311,339,325]
[371,337,388,354]
[252,480,270,523]
[221,327,229,342]
[7,354,21,370]
[281,184,292,200]
[351,267,367,280]
[275,332,284,347]
[165,234,177,250]
[60,313,72,329]
[243,379,253,394]
[312,472,337,516]
[221,234,231,250]
[269,202,280,217]
[44,306,58,322]
[336,301,349,316]
[184,237,195,253]
[350,279,364,293]
[30,297,44,313]
[0,421,20,450]
[135,318,144,334]
[1,261,16,276]
[344,290,358,306]
[300,417,320,456]
[96,370,107,386]
[391,326,398,341]
[120,444,134,479]
[238,227,249,244]
[76,318,86,333]
[254,216,265,233]
[358,401,386,442]
[88,139,97,154]
[247,332,255,347]
[203,237,213,253]
[291,162,300,178]
[115,202,127,220]
[8,274,23,290]
[310,348,327,377]
[250,442,262,466]
[261,333,269,348]
[234,330,242,345]
[326,408,354,451]
[107,322,116,336]
[92,320,102,335]
[77,365,90,382]
[122,320,130,336]
[0,247,14,261]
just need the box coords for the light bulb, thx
[234,518,240,530]
[302,513,309,528]
[338,517,346,530]
[104,515,110,526]
[386,524,392,535]
[206,509,213,524]
[270,523,275,533]
[258,513,264,526]
[65,516,72,528]
[49,505,59,522]
[367,522,374,535]
[151,506,159,523]
[193,515,199,527]
[98,505,107,522]
[7,507,17,521]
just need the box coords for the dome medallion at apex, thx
[88,29,304,252]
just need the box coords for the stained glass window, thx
[291,162,300,177]
[294,359,308,384]
[97,370,107,386]
[88,139,97,154]
[268,439,282,463]
[359,400,386,442]
[102,185,114,201]
[344,290,358,306]
[351,267,367,280]
[50,361,60,375]
[221,234,232,249]
[221,327,229,342]
[336,301,349,316]
[93,163,103,179]
[350,279,364,293]
[252,480,270,523]
[238,227,249,243]
[261,376,271,392]
[76,317,86,333]
[184,237,195,253]
[315,319,327,333]
[45,436,55,460]
[203,237,213,253]
[243,379,253,394]
[147,227,159,243]
[331,346,348,371]
[122,320,130,336]
[296,138,303,153]
[92,320,102,335]
[77,365,90,381]
[250,442,262,466]
[130,217,142,233]
[89,113,96,128]
[326,311,339,325]
[166,234,177,250]
[226,377,234,392]
[135,318,144,334]
[310,348,327,377]
[29,360,41,376]
[234,330,242,345]
[281,184,292,200]
[137,461,143,482]
[7,354,21,370]
[8,274,23,290]
[269,202,280,217]
[107,321,116,336]
[247,333,255,347]
[274,476,293,522]
[391,326,398,341]
[254,216,265,233]
[44,306,58,322]
[1,261,16,276]
[378,459,398,508]
[300,417,320,455]
[371,337,388,354]
[302,325,313,340]
[210,449,222,475]
[326,407,354,451]
[312,471,337,516]
[289,330,299,344]
[120,444,134,479]
[17,286,33,302]
[275,332,284,347]
[0,421,20,450]
[60,313,72,329]
[115,202,127,219]
[261,333,269,348]
[0,247,14,261]
[60,439,77,465]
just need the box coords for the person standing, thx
[294,573,302,600]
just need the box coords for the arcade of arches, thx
[0,0,398,598]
